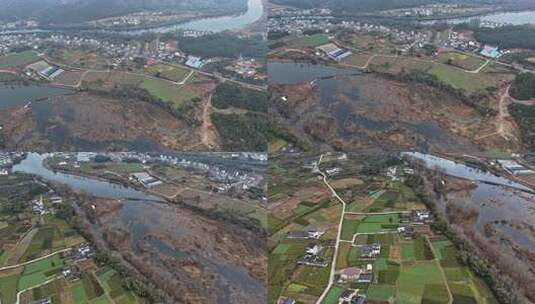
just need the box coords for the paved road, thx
[315,154,347,304]
[0,248,71,272]
[16,276,60,304]
[42,54,266,91]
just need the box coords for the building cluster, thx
[30,196,49,215]
[51,152,266,194]
[386,166,414,182]
[0,19,39,31]
[26,60,64,80]
[287,225,325,239]
[316,43,352,61]
[400,210,435,225]
[296,244,328,267]
[130,172,163,188]
[225,55,265,81]
[269,11,430,50]
[0,152,25,175]
[383,4,463,18]
[93,11,166,27]
[359,244,381,259]
[28,193,64,216]
[338,265,373,284]
[71,243,96,261]
[495,159,535,176]
[0,33,141,60]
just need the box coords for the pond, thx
[0,85,73,110]
[268,61,359,85]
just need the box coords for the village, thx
[0,160,139,304]
[0,32,266,84]
[267,150,531,304]
[268,6,534,73]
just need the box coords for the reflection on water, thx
[0,0,263,35]
[0,85,73,110]
[268,61,358,84]
[174,0,263,32]
[12,153,161,201]
[405,152,535,250]
[13,153,266,303]
[117,200,265,303]
[424,10,535,25]
[402,152,531,191]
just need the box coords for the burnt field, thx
[270,72,520,154]
[76,196,267,304]
[0,91,211,152]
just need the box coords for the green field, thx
[97,267,137,303]
[286,282,307,294]
[438,52,486,71]
[397,261,446,304]
[340,219,359,240]
[19,255,64,290]
[284,34,331,49]
[267,158,499,304]
[322,286,344,304]
[0,274,19,303]
[140,78,201,108]
[428,64,491,94]
[144,64,190,82]
[0,51,40,68]
[368,284,396,302]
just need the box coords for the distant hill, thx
[0,0,247,25]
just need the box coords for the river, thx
[422,10,535,25]
[12,155,265,303]
[402,152,532,192]
[268,61,359,85]
[404,152,535,250]
[12,153,161,201]
[0,0,263,35]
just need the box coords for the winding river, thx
[12,153,162,201]
[0,0,263,35]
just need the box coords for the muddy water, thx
[118,199,266,303]
[317,77,468,150]
[28,99,164,152]
[405,152,535,250]
[0,85,73,110]
[268,61,358,84]
[13,153,265,303]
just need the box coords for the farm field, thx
[282,34,331,49]
[437,51,487,71]
[144,63,190,82]
[428,64,492,94]
[0,51,40,68]
[269,153,498,304]
[339,33,398,54]
[0,173,139,304]
[47,49,109,70]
